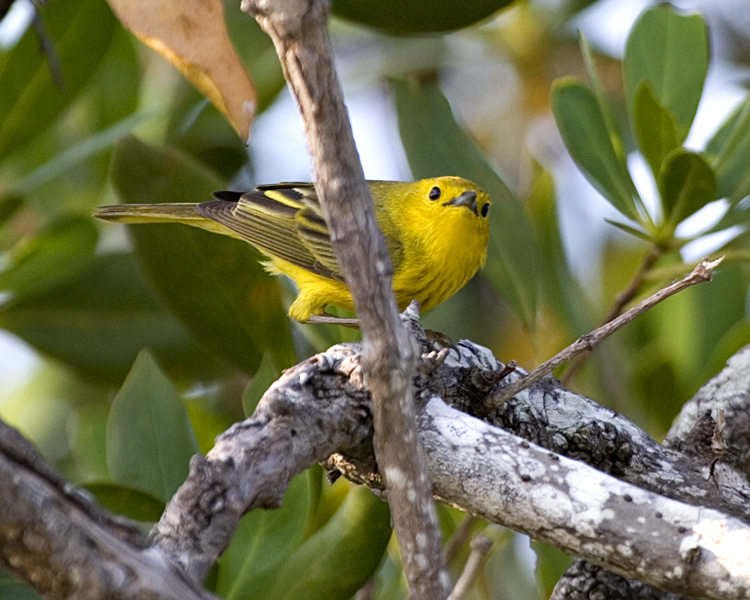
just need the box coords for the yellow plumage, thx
[93,176,491,322]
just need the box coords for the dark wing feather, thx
[199,185,342,281]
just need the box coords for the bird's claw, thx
[419,347,450,374]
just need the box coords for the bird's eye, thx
[429,186,441,201]
[481,203,489,217]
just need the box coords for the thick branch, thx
[6,312,750,599]
[667,345,750,468]
[421,395,750,599]
[150,346,375,580]
[550,341,750,599]
[241,1,448,597]
[551,560,683,600]
[150,309,750,599]
[0,421,217,600]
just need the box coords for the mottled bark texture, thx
[151,308,750,599]
[0,421,217,600]
[4,310,750,599]
[549,346,750,600]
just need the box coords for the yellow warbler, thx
[94,176,491,322]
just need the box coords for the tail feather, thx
[93,203,203,224]
[92,203,233,237]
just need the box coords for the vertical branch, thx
[242,0,450,597]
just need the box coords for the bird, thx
[93,176,491,324]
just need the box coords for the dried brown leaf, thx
[107,0,256,142]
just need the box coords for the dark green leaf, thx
[86,26,140,129]
[13,109,161,196]
[107,350,199,502]
[224,10,285,114]
[266,485,391,600]
[330,0,513,34]
[216,473,311,600]
[0,0,116,160]
[0,216,97,299]
[84,482,165,523]
[551,78,641,223]
[109,136,295,374]
[0,570,41,600]
[658,149,716,232]
[531,541,573,599]
[624,5,708,143]
[526,165,593,335]
[0,194,24,227]
[393,77,538,330]
[706,96,750,202]
[0,252,224,385]
[242,352,280,417]
[632,81,680,177]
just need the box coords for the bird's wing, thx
[258,183,342,278]
[197,184,342,281]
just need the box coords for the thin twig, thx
[447,535,492,600]
[443,515,477,565]
[490,257,723,408]
[562,245,663,384]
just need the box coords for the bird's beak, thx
[443,191,478,215]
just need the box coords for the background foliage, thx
[1,0,750,598]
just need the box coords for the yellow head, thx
[372,176,491,312]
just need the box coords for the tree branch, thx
[149,307,750,599]
[667,344,750,466]
[0,421,217,600]
[5,308,750,598]
[550,336,750,599]
[239,0,448,597]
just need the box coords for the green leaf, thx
[86,26,141,130]
[525,165,593,336]
[0,0,116,160]
[658,149,717,233]
[0,252,224,385]
[107,351,199,502]
[84,482,165,523]
[216,473,311,600]
[109,136,295,374]
[330,0,513,34]
[14,109,161,196]
[392,77,538,330]
[242,352,280,417]
[579,34,629,167]
[0,194,24,227]
[0,570,42,600]
[224,10,285,115]
[0,216,98,300]
[624,5,708,143]
[266,485,392,600]
[551,78,641,223]
[531,541,573,598]
[604,219,652,243]
[706,96,750,202]
[632,81,681,177]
